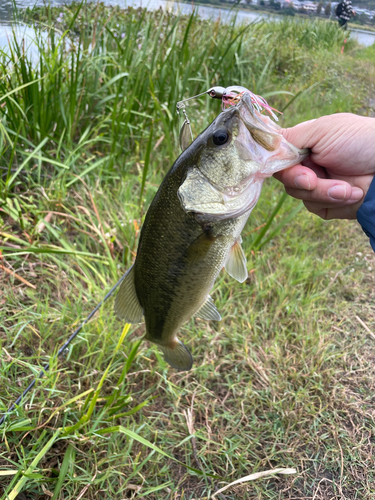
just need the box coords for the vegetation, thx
[325,2,332,16]
[0,2,375,499]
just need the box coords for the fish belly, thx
[135,208,250,347]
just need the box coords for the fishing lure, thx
[176,85,281,151]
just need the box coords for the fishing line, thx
[1,88,219,427]
[0,270,129,428]
[1,85,279,427]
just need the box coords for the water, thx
[0,0,374,50]
[349,27,375,46]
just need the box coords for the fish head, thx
[178,92,309,221]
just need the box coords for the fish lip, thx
[193,179,263,222]
[235,93,262,128]
[234,93,311,174]
[214,104,240,126]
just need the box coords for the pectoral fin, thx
[225,240,248,283]
[195,295,222,321]
[114,265,143,323]
[159,339,193,371]
[187,229,217,266]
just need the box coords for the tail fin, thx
[159,339,193,371]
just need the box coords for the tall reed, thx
[1,4,356,251]
[0,4,351,189]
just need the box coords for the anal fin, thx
[195,295,221,321]
[159,339,193,371]
[225,239,248,283]
[114,265,143,323]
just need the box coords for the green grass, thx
[1,3,375,499]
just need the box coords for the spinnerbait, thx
[176,85,281,151]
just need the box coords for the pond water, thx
[0,0,374,50]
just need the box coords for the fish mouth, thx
[235,93,309,174]
[178,92,310,222]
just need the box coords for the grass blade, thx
[4,429,61,500]
[51,444,74,500]
[140,123,153,205]
[250,191,288,250]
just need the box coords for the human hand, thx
[274,113,375,220]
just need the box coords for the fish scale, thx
[115,92,309,371]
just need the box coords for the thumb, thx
[280,118,318,150]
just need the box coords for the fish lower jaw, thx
[204,180,263,222]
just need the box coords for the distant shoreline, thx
[176,0,375,31]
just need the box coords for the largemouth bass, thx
[115,92,308,371]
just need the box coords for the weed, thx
[1,3,375,499]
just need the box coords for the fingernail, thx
[328,185,347,201]
[295,174,310,190]
[349,187,363,201]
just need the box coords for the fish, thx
[115,92,309,371]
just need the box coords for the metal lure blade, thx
[179,119,193,152]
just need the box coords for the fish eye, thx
[212,128,229,146]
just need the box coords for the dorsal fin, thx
[114,265,143,323]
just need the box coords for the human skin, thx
[274,113,375,220]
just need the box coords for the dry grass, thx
[1,183,375,499]
[1,3,375,499]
